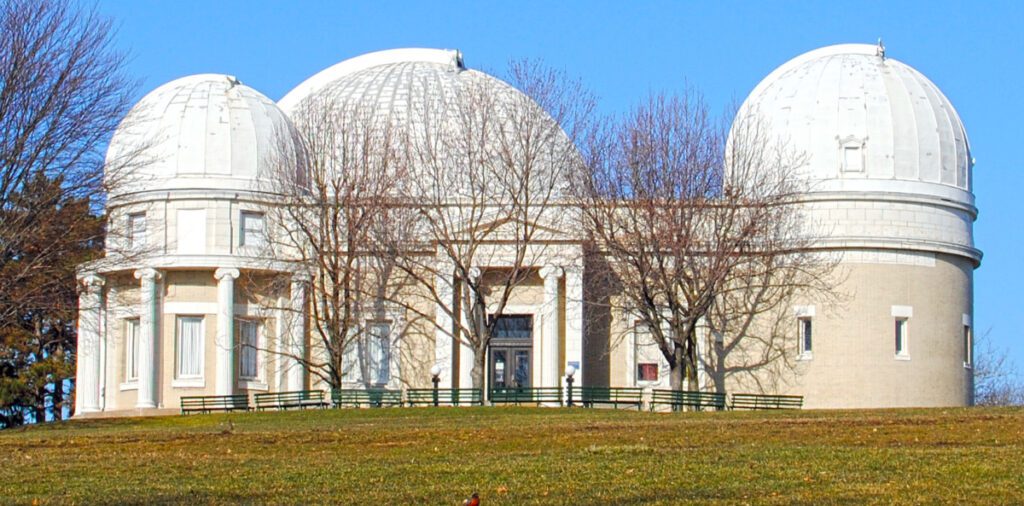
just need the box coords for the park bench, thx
[730,393,803,410]
[331,388,403,408]
[489,387,563,406]
[180,394,250,414]
[406,388,483,407]
[572,386,644,410]
[650,389,727,412]
[253,390,329,411]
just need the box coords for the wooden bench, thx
[650,389,727,412]
[180,394,250,414]
[730,393,803,410]
[253,390,329,411]
[489,387,563,406]
[572,387,644,410]
[331,388,403,408]
[406,388,483,407]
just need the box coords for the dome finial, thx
[876,38,886,60]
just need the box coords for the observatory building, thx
[74,44,978,416]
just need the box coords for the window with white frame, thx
[634,322,661,383]
[895,318,909,357]
[125,318,140,382]
[128,213,146,250]
[798,317,813,356]
[367,322,391,385]
[963,324,973,367]
[175,316,204,379]
[240,211,265,248]
[238,319,260,380]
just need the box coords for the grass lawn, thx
[1,406,1022,504]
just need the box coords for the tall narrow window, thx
[634,322,661,383]
[238,319,259,379]
[240,211,265,248]
[963,325,973,367]
[368,322,391,385]
[128,213,146,250]
[125,318,140,382]
[176,316,204,379]
[798,318,813,355]
[895,318,909,357]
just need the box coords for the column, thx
[134,268,161,409]
[287,274,309,391]
[565,265,584,384]
[539,266,563,388]
[433,264,454,388]
[458,267,480,389]
[214,268,240,396]
[75,274,105,414]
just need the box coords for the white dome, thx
[736,44,973,205]
[279,48,573,199]
[106,74,300,198]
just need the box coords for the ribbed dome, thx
[279,49,573,199]
[106,74,300,198]
[736,44,972,203]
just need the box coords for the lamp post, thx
[430,365,442,407]
[565,365,576,408]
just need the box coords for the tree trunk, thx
[52,379,64,421]
[471,344,486,390]
[669,344,686,390]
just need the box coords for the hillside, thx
[1,407,1021,504]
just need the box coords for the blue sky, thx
[97,1,1023,372]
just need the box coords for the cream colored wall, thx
[773,254,973,408]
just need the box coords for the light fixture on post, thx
[430,365,442,407]
[565,365,576,408]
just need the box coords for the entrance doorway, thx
[487,314,533,390]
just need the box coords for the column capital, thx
[291,272,312,284]
[214,267,241,281]
[79,274,105,293]
[133,268,162,281]
[467,266,482,281]
[539,265,564,281]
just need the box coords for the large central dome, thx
[278,48,574,200]
[736,43,973,205]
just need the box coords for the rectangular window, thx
[176,316,204,379]
[238,319,259,379]
[895,318,909,357]
[491,315,532,339]
[128,213,146,250]
[368,322,391,385]
[798,318,813,355]
[125,318,140,381]
[240,211,265,248]
[963,325,973,367]
[843,146,864,172]
[637,363,659,382]
[176,209,206,254]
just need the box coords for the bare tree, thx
[575,91,837,392]
[377,61,592,390]
[974,329,1024,406]
[0,0,135,425]
[260,94,409,390]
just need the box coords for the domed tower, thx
[277,49,583,392]
[75,74,307,416]
[735,43,980,407]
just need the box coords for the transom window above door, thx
[491,315,533,339]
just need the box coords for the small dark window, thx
[799,318,813,354]
[637,363,659,382]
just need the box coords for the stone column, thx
[433,264,454,388]
[134,268,162,409]
[287,274,309,391]
[214,268,240,396]
[539,266,563,388]
[565,265,584,384]
[75,274,105,415]
[459,267,481,389]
